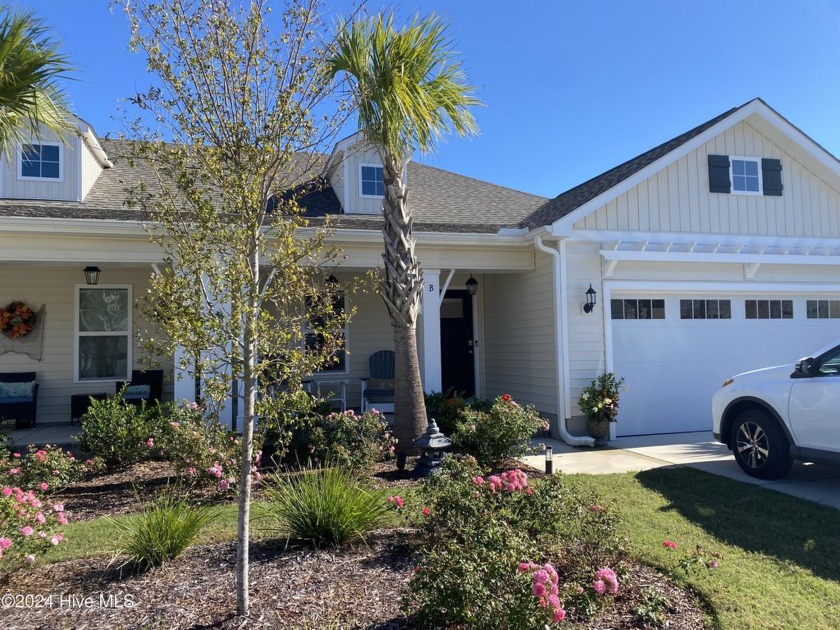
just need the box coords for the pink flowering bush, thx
[406,456,627,628]
[450,395,549,467]
[288,408,397,472]
[0,485,67,572]
[0,444,104,493]
[153,401,261,494]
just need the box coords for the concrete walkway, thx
[4,424,79,448]
[521,431,840,511]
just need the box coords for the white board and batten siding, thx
[342,146,384,215]
[482,252,558,420]
[0,266,171,425]
[574,119,840,240]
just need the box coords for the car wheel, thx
[731,410,793,479]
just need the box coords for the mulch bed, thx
[3,458,710,629]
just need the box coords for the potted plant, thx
[578,372,625,442]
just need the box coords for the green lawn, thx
[42,468,840,629]
[566,467,840,630]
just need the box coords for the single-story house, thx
[2,98,840,443]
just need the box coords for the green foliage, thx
[78,393,161,470]
[449,395,547,468]
[0,444,104,493]
[423,389,494,436]
[109,489,218,571]
[261,465,390,548]
[406,457,627,628]
[0,6,74,156]
[287,409,397,471]
[153,400,259,493]
[578,372,626,423]
[632,587,672,625]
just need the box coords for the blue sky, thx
[21,0,840,199]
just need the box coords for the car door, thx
[788,346,840,452]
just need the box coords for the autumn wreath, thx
[0,301,36,339]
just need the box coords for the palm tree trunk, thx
[380,153,427,467]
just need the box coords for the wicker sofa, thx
[0,371,39,428]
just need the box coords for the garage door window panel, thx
[680,299,731,320]
[745,299,793,320]
[611,299,664,320]
[806,300,840,319]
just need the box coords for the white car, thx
[712,341,840,479]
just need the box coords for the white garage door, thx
[611,293,840,437]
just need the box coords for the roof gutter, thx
[534,233,595,447]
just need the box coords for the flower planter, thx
[586,418,610,443]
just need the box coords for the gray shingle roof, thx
[518,105,740,229]
[0,138,547,234]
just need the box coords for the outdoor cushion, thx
[0,396,34,404]
[123,384,151,399]
[0,381,36,399]
[364,389,395,401]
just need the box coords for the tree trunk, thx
[380,153,427,464]
[235,254,258,617]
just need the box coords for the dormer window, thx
[19,142,62,181]
[360,164,384,197]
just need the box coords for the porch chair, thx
[0,371,39,428]
[360,350,395,415]
[116,369,164,407]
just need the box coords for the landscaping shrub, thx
[287,409,397,471]
[261,465,390,548]
[424,389,493,436]
[406,456,627,628]
[153,400,260,493]
[449,395,548,468]
[0,444,104,493]
[109,489,218,571]
[78,392,162,469]
[0,486,68,572]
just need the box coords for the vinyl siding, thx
[482,253,557,417]
[0,265,171,425]
[575,120,840,239]
[343,146,384,215]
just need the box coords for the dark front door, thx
[440,290,475,397]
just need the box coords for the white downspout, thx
[534,234,595,447]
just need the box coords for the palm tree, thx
[0,6,73,156]
[329,13,479,468]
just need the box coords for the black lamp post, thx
[583,284,597,313]
[83,266,101,286]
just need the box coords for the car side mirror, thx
[795,358,818,377]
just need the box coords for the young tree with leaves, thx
[0,5,74,155]
[116,0,351,616]
[328,12,479,468]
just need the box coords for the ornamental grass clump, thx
[450,394,548,468]
[261,465,390,548]
[109,489,218,571]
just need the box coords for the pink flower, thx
[2,487,11,497]
[146,438,155,448]
[387,496,405,508]
[218,480,229,492]
[592,579,606,595]
[0,537,12,549]
[50,536,61,546]
[709,560,719,569]
[57,513,68,525]
[20,526,34,537]
[53,503,64,513]
[533,582,546,597]
[533,569,549,584]
[518,562,532,572]
[548,594,560,609]
[39,482,48,491]
[472,476,484,486]
[9,467,19,475]
[185,467,197,476]
[12,452,20,458]
[422,506,431,517]
[663,539,678,550]
[552,608,566,623]
[25,554,35,564]
[35,512,46,524]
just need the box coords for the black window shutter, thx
[762,158,783,196]
[708,155,731,193]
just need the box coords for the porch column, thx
[421,269,442,393]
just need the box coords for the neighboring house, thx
[3,98,840,443]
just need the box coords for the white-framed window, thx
[360,164,385,197]
[18,142,63,181]
[730,157,762,195]
[680,299,732,320]
[610,298,665,320]
[745,299,793,320]
[806,300,840,319]
[75,286,132,382]
[304,291,347,373]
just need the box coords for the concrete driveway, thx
[522,431,840,511]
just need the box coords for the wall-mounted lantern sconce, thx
[84,266,101,286]
[583,284,597,314]
[466,275,479,296]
